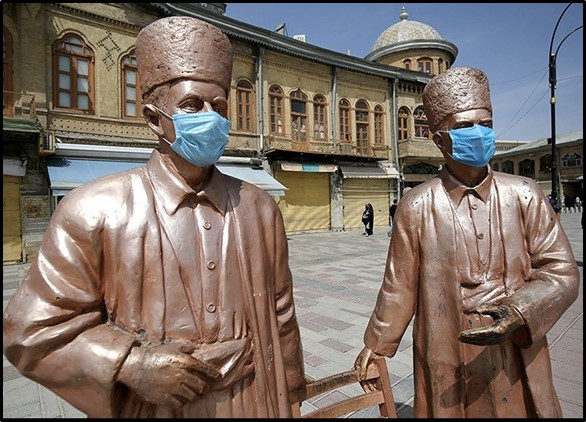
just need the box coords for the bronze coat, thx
[364,168,579,418]
[3,151,305,418]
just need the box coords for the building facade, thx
[491,130,583,210]
[7,4,579,264]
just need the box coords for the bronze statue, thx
[354,67,580,418]
[3,16,305,418]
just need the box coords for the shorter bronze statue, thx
[3,16,305,418]
[355,66,579,418]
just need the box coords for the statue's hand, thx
[354,346,380,393]
[458,304,524,346]
[117,340,221,408]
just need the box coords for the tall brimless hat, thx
[422,67,492,132]
[136,16,233,99]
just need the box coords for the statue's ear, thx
[142,104,165,137]
[433,131,446,153]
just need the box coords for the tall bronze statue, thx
[354,67,579,418]
[3,16,305,418]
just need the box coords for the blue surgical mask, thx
[442,124,495,168]
[157,108,231,168]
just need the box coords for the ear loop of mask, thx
[152,106,174,147]
[435,130,455,161]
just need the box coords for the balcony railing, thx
[3,91,36,119]
[266,134,388,159]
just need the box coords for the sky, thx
[225,3,583,142]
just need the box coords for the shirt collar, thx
[439,165,493,206]
[146,149,228,215]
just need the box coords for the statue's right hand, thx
[117,341,221,408]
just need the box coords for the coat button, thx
[477,233,484,239]
[206,303,216,313]
[471,203,478,210]
[207,260,216,270]
[203,221,212,230]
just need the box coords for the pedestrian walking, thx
[388,199,398,237]
[362,203,374,236]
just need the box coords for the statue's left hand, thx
[354,346,380,393]
[458,304,524,346]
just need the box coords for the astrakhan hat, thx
[422,67,492,132]
[136,16,233,98]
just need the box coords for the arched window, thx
[403,59,411,70]
[398,106,410,141]
[313,94,327,140]
[502,160,514,174]
[540,154,552,173]
[562,153,581,168]
[290,89,307,142]
[121,49,140,118]
[53,34,95,113]
[374,105,384,145]
[492,162,500,172]
[269,85,284,135]
[4,26,14,116]
[417,58,432,74]
[519,159,535,178]
[339,98,351,142]
[356,100,370,155]
[236,80,254,132]
[413,106,430,139]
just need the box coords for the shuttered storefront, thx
[275,171,331,233]
[3,175,22,262]
[342,178,390,231]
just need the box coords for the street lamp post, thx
[548,3,583,214]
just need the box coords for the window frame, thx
[502,160,514,174]
[313,94,328,140]
[374,104,384,145]
[413,106,431,139]
[398,106,410,141]
[339,98,351,143]
[355,100,370,155]
[290,89,307,142]
[417,58,433,74]
[121,49,141,119]
[236,79,254,132]
[561,153,581,168]
[269,84,284,135]
[52,33,95,114]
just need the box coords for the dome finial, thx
[399,6,408,21]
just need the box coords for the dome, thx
[370,7,443,53]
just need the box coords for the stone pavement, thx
[3,212,583,418]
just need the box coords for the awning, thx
[3,157,27,177]
[46,157,145,196]
[47,157,287,196]
[339,165,394,178]
[280,162,337,172]
[217,164,287,196]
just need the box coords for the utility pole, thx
[548,3,583,214]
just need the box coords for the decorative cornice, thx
[365,39,458,63]
[146,3,432,85]
[262,59,331,81]
[52,4,144,33]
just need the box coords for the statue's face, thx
[433,108,492,156]
[160,79,228,143]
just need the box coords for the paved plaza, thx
[3,212,583,418]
